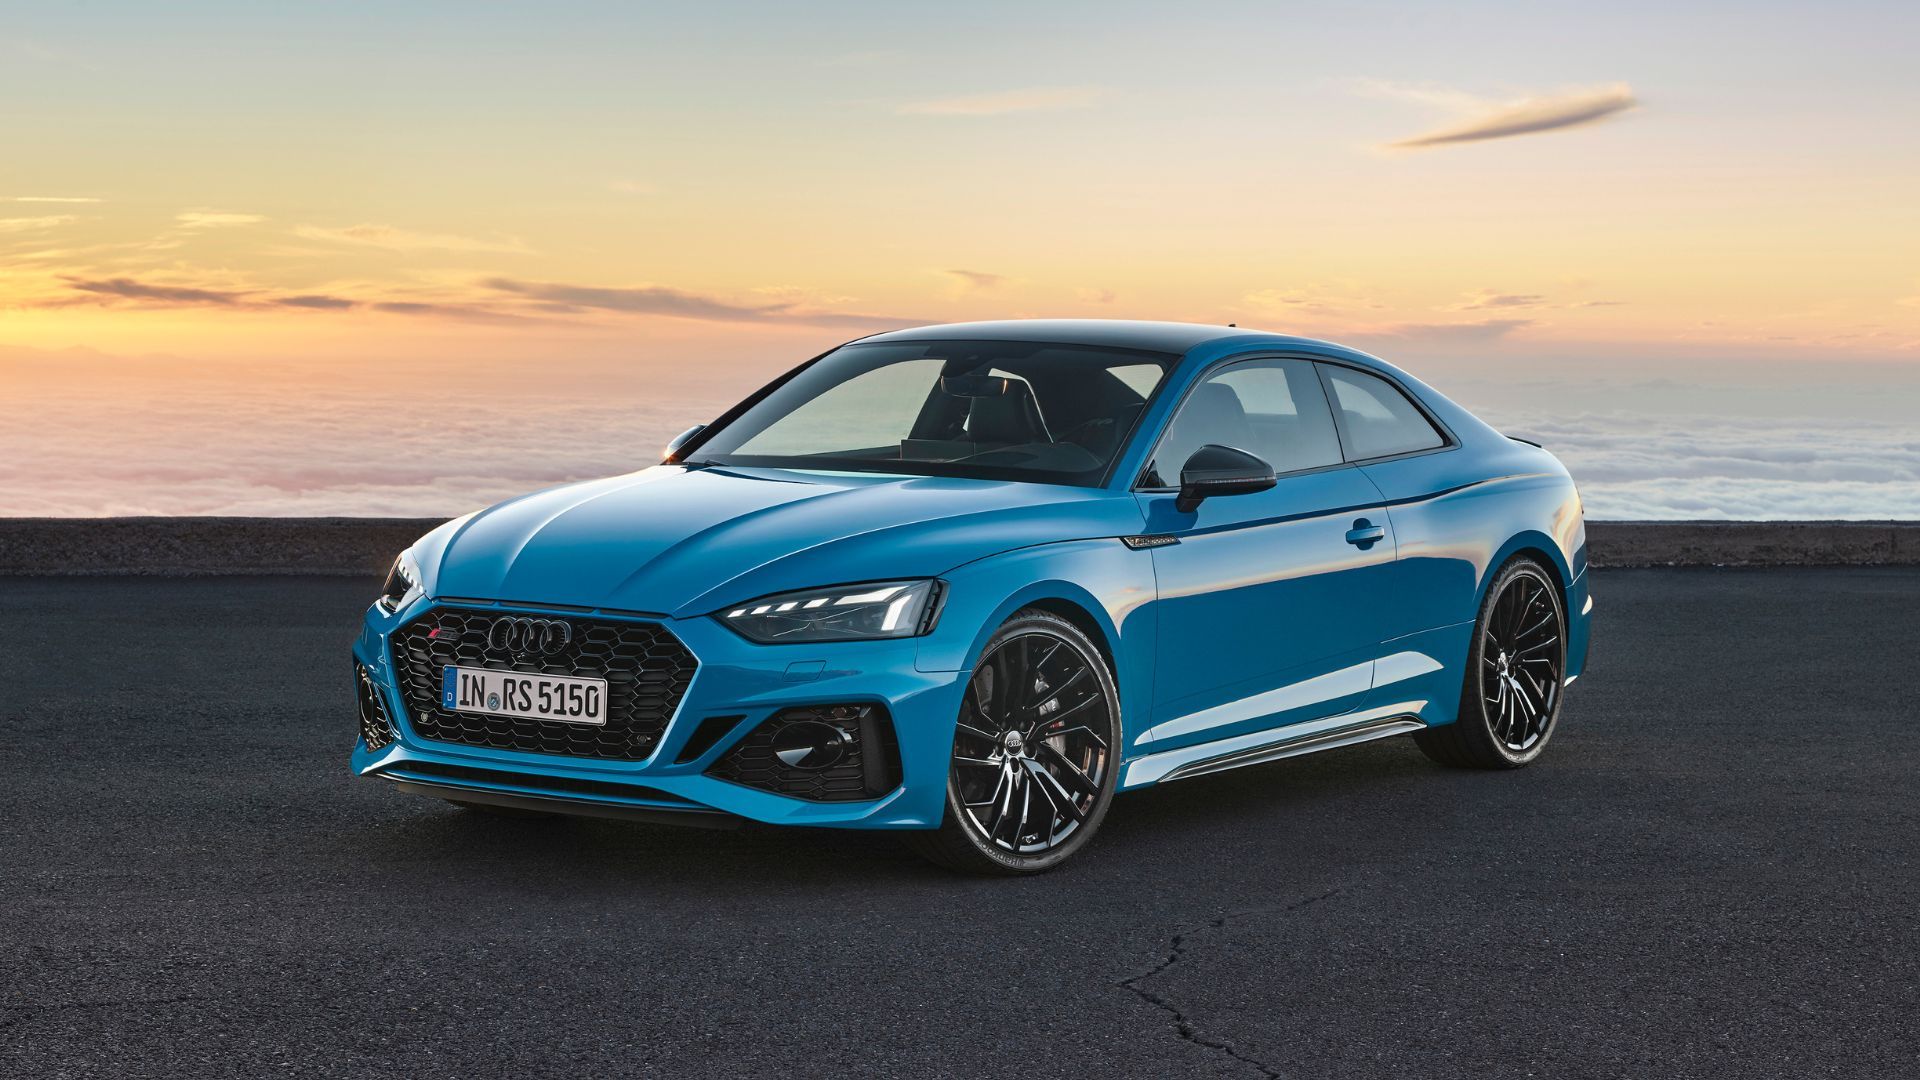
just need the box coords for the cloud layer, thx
[4,347,1914,520]
[44,270,915,329]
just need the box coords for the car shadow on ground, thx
[330,737,1448,890]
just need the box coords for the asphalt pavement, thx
[2,569,1916,1078]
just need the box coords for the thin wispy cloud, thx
[11,196,102,203]
[944,269,1004,291]
[1449,289,1548,311]
[55,275,529,322]
[897,86,1109,116]
[0,215,78,233]
[66,276,251,305]
[274,294,357,310]
[1367,81,1639,150]
[46,270,905,328]
[176,210,266,228]
[294,223,533,254]
[1362,318,1535,342]
[483,277,917,328]
[1242,284,1386,318]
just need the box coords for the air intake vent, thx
[675,715,746,764]
[707,704,901,802]
[356,664,395,751]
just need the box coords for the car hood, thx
[418,465,1145,617]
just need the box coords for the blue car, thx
[352,320,1591,873]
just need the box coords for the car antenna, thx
[1227,322,1237,327]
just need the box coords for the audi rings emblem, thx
[488,616,574,655]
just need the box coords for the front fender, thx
[914,538,1159,753]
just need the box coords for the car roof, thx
[856,319,1354,358]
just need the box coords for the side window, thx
[1321,365,1445,460]
[1145,358,1343,486]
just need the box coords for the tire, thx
[904,610,1121,875]
[1415,556,1568,769]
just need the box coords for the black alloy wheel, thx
[905,610,1120,874]
[1415,556,1568,769]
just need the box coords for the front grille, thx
[389,607,698,761]
[356,664,395,750]
[709,704,901,802]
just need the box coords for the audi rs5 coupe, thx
[352,320,1592,874]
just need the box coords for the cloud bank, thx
[1483,409,1920,520]
[5,348,1914,520]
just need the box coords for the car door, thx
[1134,357,1398,753]
[1317,362,1462,643]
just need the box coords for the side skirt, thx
[1121,709,1426,788]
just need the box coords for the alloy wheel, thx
[1481,570,1563,752]
[951,631,1113,854]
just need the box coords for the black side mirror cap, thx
[664,424,706,462]
[1176,444,1277,513]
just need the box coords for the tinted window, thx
[693,340,1173,485]
[1145,358,1343,486]
[1322,365,1445,460]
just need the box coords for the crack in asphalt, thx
[1118,889,1340,1079]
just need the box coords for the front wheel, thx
[1415,556,1568,769]
[904,610,1120,875]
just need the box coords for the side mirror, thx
[664,424,706,462]
[1176,444,1276,513]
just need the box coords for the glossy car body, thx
[351,320,1591,832]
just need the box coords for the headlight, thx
[377,551,422,613]
[716,580,942,643]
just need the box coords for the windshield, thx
[689,340,1175,485]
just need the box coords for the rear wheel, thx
[1415,556,1567,769]
[904,610,1120,875]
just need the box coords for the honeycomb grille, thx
[708,705,900,802]
[389,608,697,761]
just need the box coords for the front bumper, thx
[350,595,968,829]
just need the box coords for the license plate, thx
[441,666,608,726]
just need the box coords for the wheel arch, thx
[964,581,1122,679]
[1482,530,1575,610]
[939,575,1144,746]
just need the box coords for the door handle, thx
[1345,519,1386,548]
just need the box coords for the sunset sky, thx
[4,1,1918,518]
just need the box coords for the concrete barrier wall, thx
[0,517,1914,576]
